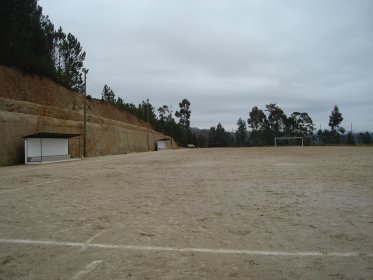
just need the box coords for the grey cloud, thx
[39,0,373,131]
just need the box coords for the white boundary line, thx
[81,230,109,251]
[0,238,371,258]
[84,230,109,245]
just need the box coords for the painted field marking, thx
[69,260,104,280]
[84,230,109,245]
[81,230,109,251]
[0,238,371,258]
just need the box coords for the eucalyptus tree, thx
[265,103,287,135]
[247,106,269,145]
[175,99,191,129]
[287,112,314,136]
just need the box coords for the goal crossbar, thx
[275,137,304,147]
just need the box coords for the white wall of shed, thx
[157,141,166,150]
[26,138,68,157]
[42,138,68,156]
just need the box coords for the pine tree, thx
[0,0,86,90]
[235,118,247,147]
[102,84,116,104]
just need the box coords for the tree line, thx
[207,103,314,147]
[317,105,371,145]
[103,81,372,147]
[206,104,371,147]
[1,0,86,92]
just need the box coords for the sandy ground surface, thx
[0,147,372,279]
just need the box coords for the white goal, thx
[275,137,304,147]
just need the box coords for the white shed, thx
[23,132,81,164]
[156,138,172,151]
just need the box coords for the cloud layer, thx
[40,0,373,131]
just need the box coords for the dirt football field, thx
[0,147,372,279]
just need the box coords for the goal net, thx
[275,137,304,147]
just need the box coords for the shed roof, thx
[23,132,81,139]
[156,138,172,141]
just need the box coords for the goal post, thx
[275,137,304,147]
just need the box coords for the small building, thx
[23,132,81,164]
[156,138,172,151]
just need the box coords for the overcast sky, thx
[39,0,373,132]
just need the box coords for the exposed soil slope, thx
[0,66,172,166]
